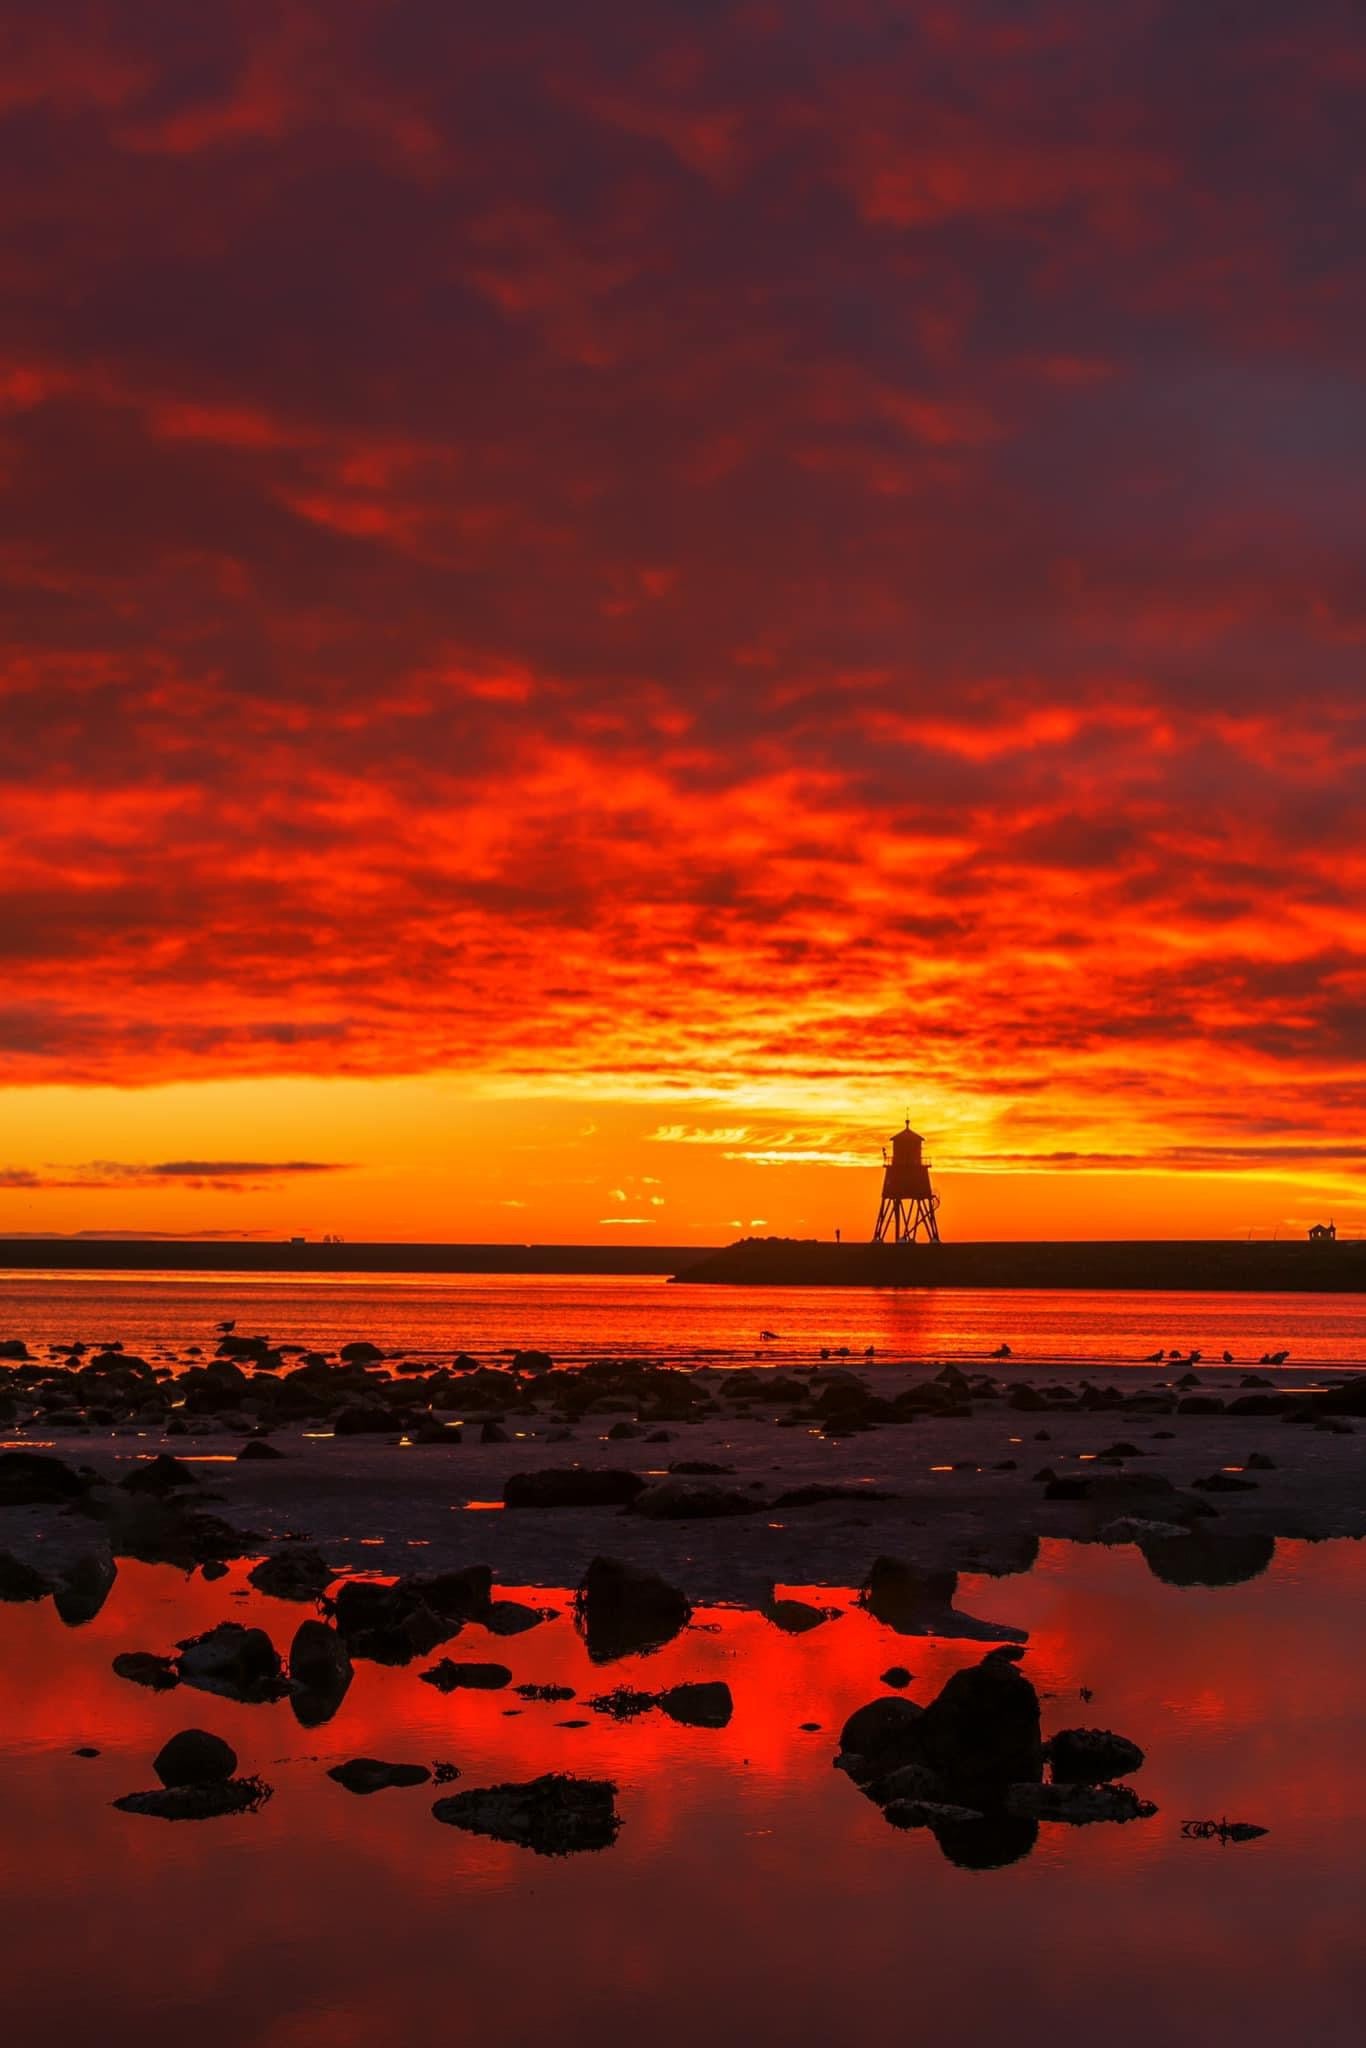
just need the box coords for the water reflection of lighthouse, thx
[872,1119,942,1243]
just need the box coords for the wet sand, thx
[3,1359,1361,1598]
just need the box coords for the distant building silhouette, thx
[1308,1220,1337,1242]
[872,1119,941,1244]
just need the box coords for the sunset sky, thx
[3,1,1364,1243]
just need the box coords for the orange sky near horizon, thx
[3,3,1365,1244]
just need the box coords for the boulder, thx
[1140,1529,1276,1587]
[482,1601,546,1636]
[0,1552,54,1602]
[658,1681,733,1729]
[153,1729,237,1787]
[762,1597,832,1634]
[238,1438,285,1460]
[112,1650,180,1691]
[420,1659,512,1691]
[431,1773,620,1855]
[339,1342,385,1364]
[288,1620,353,1725]
[247,1548,334,1602]
[327,1758,431,1794]
[1046,1728,1145,1782]
[503,1468,645,1509]
[0,1450,91,1505]
[837,1696,926,1777]
[119,1454,198,1496]
[176,1622,287,1703]
[913,1655,1042,1802]
[53,1550,117,1627]
[576,1556,691,1664]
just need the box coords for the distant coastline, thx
[2,1233,1364,1291]
[0,1238,714,1277]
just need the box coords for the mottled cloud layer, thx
[4,2,1365,1176]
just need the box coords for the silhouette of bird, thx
[1223,1350,1234,1364]
[990,1343,1012,1359]
[1143,1350,1164,1363]
[1079,1685,1094,1702]
[216,1319,236,1333]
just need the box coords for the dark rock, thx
[480,1419,510,1443]
[668,1460,735,1476]
[339,1342,385,1364]
[0,1450,91,1505]
[515,1683,576,1702]
[420,1659,512,1691]
[838,1696,925,1775]
[288,1619,353,1725]
[328,1757,431,1794]
[629,1478,760,1519]
[0,1339,30,1360]
[332,1404,396,1436]
[176,1622,287,1703]
[658,1681,732,1728]
[153,1728,237,1787]
[503,1468,646,1510]
[112,1650,180,1691]
[119,1454,198,1496]
[401,1566,494,1623]
[880,1666,913,1688]
[1140,1529,1276,1587]
[913,1656,1043,1803]
[1007,1780,1156,1824]
[513,1349,555,1375]
[53,1550,117,1627]
[0,1552,54,1602]
[431,1773,620,1855]
[1191,1470,1259,1491]
[762,1596,833,1634]
[247,1548,333,1601]
[238,1438,285,1460]
[576,1555,691,1663]
[113,1777,271,1820]
[483,1600,546,1636]
[1046,1728,1145,1782]
[772,1483,894,1509]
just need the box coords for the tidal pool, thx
[0,1539,1361,2046]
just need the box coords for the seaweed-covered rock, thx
[915,1655,1042,1801]
[1046,1728,1145,1782]
[119,1454,198,1496]
[113,1777,272,1821]
[1007,1780,1156,1824]
[432,1774,620,1855]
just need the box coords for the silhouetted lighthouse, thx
[872,1119,941,1244]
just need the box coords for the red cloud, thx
[0,0,1363,1186]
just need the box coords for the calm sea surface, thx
[0,1539,1361,2046]
[1,1270,1365,1368]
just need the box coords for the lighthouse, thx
[872,1120,941,1244]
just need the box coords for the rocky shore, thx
[1,1337,1362,1600]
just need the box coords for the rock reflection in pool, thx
[0,1539,1362,2046]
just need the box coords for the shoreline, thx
[3,1354,1362,1605]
